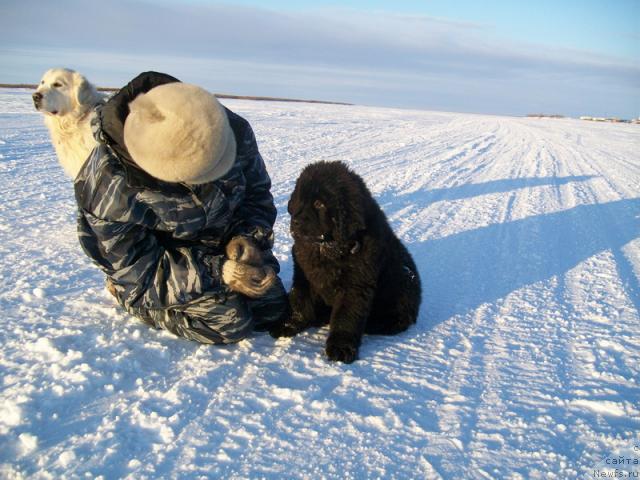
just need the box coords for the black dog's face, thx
[288,186,336,243]
[288,162,367,248]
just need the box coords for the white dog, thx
[33,68,106,178]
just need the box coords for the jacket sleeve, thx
[76,153,225,311]
[230,121,278,249]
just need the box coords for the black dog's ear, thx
[334,200,366,243]
[288,196,302,216]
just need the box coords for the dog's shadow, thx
[402,185,640,329]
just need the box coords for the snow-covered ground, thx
[0,87,639,479]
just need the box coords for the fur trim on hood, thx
[123,82,236,184]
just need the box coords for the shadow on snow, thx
[381,175,596,207]
[409,196,640,327]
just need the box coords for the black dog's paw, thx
[256,306,291,333]
[269,322,302,338]
[325,334,359,364]
[269,309,310,338]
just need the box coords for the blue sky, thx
[203,0,640,59]
[1,0,638,117]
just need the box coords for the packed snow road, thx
[0,88,638,479]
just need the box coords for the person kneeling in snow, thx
[74,71,289,343]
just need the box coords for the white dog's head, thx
[34,68,104,179]
[33,68,99,117]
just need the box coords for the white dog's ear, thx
[73,71,98,107]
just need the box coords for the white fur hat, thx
[123,82,236,184]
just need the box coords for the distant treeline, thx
[0,84,352,106]
[526,113,638,123]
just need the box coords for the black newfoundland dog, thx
[270,161,421,363]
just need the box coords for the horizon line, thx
[0,83,353,107]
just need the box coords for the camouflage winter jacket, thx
[74,72,280,319]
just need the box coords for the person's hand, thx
[222,260,276,298]
[223,236,276,297]
[225,236,263,266]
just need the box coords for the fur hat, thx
[123,82,236,184]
